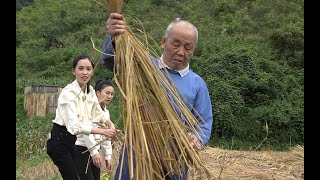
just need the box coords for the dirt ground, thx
[20,145,303,180]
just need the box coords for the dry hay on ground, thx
[19,160,61,180]
[188,145,304,180]
[20,145,304,180]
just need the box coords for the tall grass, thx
[16,98,53,160]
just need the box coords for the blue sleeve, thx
[101,35,115,71]
[192,83,213,145]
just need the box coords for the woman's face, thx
[72,58,94,87]
[96,85,115,106]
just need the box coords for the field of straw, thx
[19,145,304,180]
[188,145,304,180]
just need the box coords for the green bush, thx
[16,0,304,157]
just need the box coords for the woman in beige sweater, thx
[75,79,116,180]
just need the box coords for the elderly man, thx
[101,13,213,180]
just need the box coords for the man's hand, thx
[107,13,126,36]
[188,133,204,150]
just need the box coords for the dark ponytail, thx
[95,79,115,92]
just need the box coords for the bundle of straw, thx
[104,0,214,179]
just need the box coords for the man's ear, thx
[161,36,166,48]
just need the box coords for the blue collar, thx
[158,55,189,77]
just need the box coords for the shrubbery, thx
[16,0,304,159]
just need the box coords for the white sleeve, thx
[58,91,92,135]
[83,134,100,157]
[101,139,112,160]
[91,92,108,124]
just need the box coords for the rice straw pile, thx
[188,145,304,180]
[103,0,213,179]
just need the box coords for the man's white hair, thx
[164,18,198,45]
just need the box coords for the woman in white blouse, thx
[46,54,117,180]
[75,79,116,180]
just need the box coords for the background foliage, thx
[16,0,304,161]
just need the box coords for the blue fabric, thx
[114,145,188,180]
[114,146,134,180]
[101,35,115,71]
[150,56,213,144]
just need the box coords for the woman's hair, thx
[72,54,95,94]
[95,79,115,92]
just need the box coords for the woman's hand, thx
[105,120,115,129]
[105,159,112,172]
[102,128,116,137]
[92,154,102,168]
